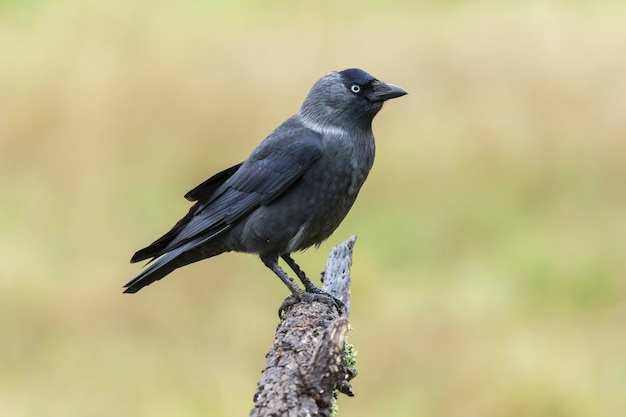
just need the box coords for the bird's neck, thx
[298,115,349,138]
[298,106,373,136]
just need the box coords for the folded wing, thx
[130,127,323,265]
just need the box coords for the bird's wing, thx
[130,163,242,263]
[130,127,323,263]
[184,162,242,202]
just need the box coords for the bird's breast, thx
[229,131,375,256]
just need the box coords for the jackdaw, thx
[125,68,407,310]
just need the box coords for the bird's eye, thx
[350,84,361,94]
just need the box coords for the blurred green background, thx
[2,0,625,416]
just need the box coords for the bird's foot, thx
[305,286,347,315]
[278,288,346,318]
[278,294,299,318]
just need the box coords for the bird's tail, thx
[124,236,226,293]
[126,221,234,293]
[123,249,185,293]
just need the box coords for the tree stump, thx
[250,236,358,417]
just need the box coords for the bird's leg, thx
[282,254,347,316]
[281,254,320,292]
[261,254,346,317]
[261,254,306,317]
[260,254,303,296]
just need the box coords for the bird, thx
[124,68,407,311]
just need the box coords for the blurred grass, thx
[2,0,626,416]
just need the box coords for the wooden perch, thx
[250,236,358,417]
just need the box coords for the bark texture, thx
[250,236,357,417]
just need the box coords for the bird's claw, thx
[278,288,347,318]
[278,294,299,318]
[304,286,347,315]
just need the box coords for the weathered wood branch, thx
[250,236,358,417]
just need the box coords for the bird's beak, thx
[367,80,408,102]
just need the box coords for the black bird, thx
[125,68,407,308]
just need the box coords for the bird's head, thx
[300,68,408,127]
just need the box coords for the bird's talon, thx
[301,291,346,315]
[278,294,300,318]
[303,286,346,314]
[278,289,346,318]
